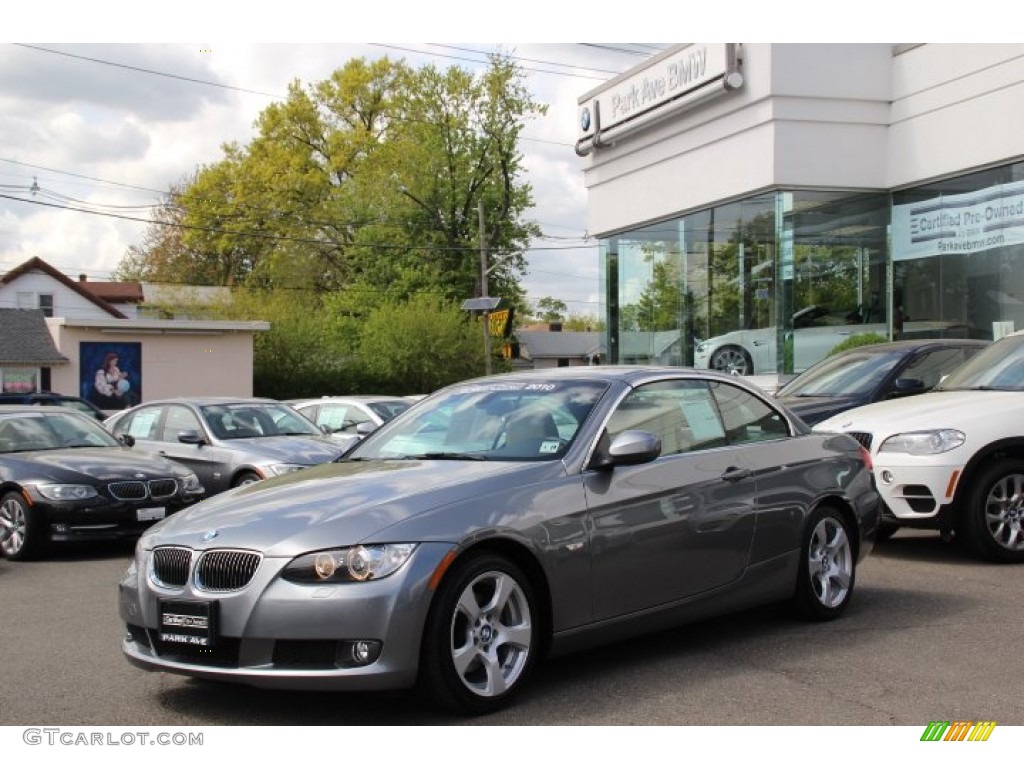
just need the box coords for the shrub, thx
[827,332,888,357]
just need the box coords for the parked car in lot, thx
[814,331,1024,562]
[695,304,963,375]
[119,367,879,714]
[775,339,988,426]
[0,391,107,420]
[287,395,413,451]
[104,398,343,497]
[0,405,203,560]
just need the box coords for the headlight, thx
[265,464,306,477]
[180,473,202,493]
[878,429,966,455]
[35,484,99,501]
[282,544,418,584]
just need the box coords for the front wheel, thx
[0,491,45,561]
[959,459,1024,563]
[419,554,539,715]
[792,506,856,620]
[232,471,261,488]
[709,345,754,376]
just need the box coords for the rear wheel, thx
[959,459,1024,563]
[709,345,754,375]
[792,506,856,620]
[0,491,45,561]
[419,553,539,715]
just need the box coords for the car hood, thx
[778,395,864,426]
[813,389,1023,435]
[140,458,554,557]
[224,435,342,464]
[6,447,189,482]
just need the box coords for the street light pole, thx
[479,201,493,375]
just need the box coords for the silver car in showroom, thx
[105,397,343,496]
[119,368,879,714]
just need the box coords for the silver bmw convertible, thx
[119,367,879,714]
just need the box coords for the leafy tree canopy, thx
[116,54,546,313]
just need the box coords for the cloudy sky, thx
[2,4,942,319]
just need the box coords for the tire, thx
[232,471,262,488]
[709,345,754,375]
[419,553,539,715]
[876,521,899,542]
[0,491,45,561]
[959,459,1024,563]
[792,506,856,621]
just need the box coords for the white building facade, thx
[578,43,1024,373]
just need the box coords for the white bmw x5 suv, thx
[814,330,1024,562]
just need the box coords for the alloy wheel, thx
[807,516,852,609]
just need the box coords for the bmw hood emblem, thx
[203,530,220,542]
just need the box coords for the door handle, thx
[721,466,751,482]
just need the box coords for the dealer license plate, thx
[159,600,217,647]
[137,507,166,521]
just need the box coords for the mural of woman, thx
[93,352,133,409]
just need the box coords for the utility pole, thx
[479,201,493,375]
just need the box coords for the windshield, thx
[348,380,609,461]
[937,334,1024,391]
[201,403,322,440]
[776,349,904,397]
[367,400,411,421]
[0,411,120,453]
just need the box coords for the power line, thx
[368,43,609,81]
[0,192,598,254]
[12,44,286,99]
[426,44,623,76]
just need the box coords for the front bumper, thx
[37,495,200,543]
[872,457,965,525]
[119,541,453,691]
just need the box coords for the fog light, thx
[880,470,894,485]
[338,640,382,667]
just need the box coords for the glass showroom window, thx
[892,161,1024,343]
[777,191,889,373]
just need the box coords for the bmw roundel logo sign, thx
[579,107,591,132]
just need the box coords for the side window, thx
[606,380,727,457]
[709,382,790,445]
[899,347,973,390]
[160,406,203,442]
[121,406,163,441]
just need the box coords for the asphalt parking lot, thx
[0,530,1021,727]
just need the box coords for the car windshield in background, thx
[201,403,322,440]
[349,380,609,461]
[936,334,1024,391]
[367,400,411,421]
[776,350,907,398]
[0,411,120,453]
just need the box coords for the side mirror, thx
[355,420,377,436]
[178,430,206,446]
[589,429,662,470]
[890,378,927,396]
[117,433,136,448]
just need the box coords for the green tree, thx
[358,295,485,394]
[119,54,545,310]
[533,297,568,323]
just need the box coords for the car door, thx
[150,405,229,493]
[585,379,758,621]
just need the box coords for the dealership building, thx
[576,43,1024,374]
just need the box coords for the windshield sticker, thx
[539,440,561,454]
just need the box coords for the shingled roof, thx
[0,309,69,365]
